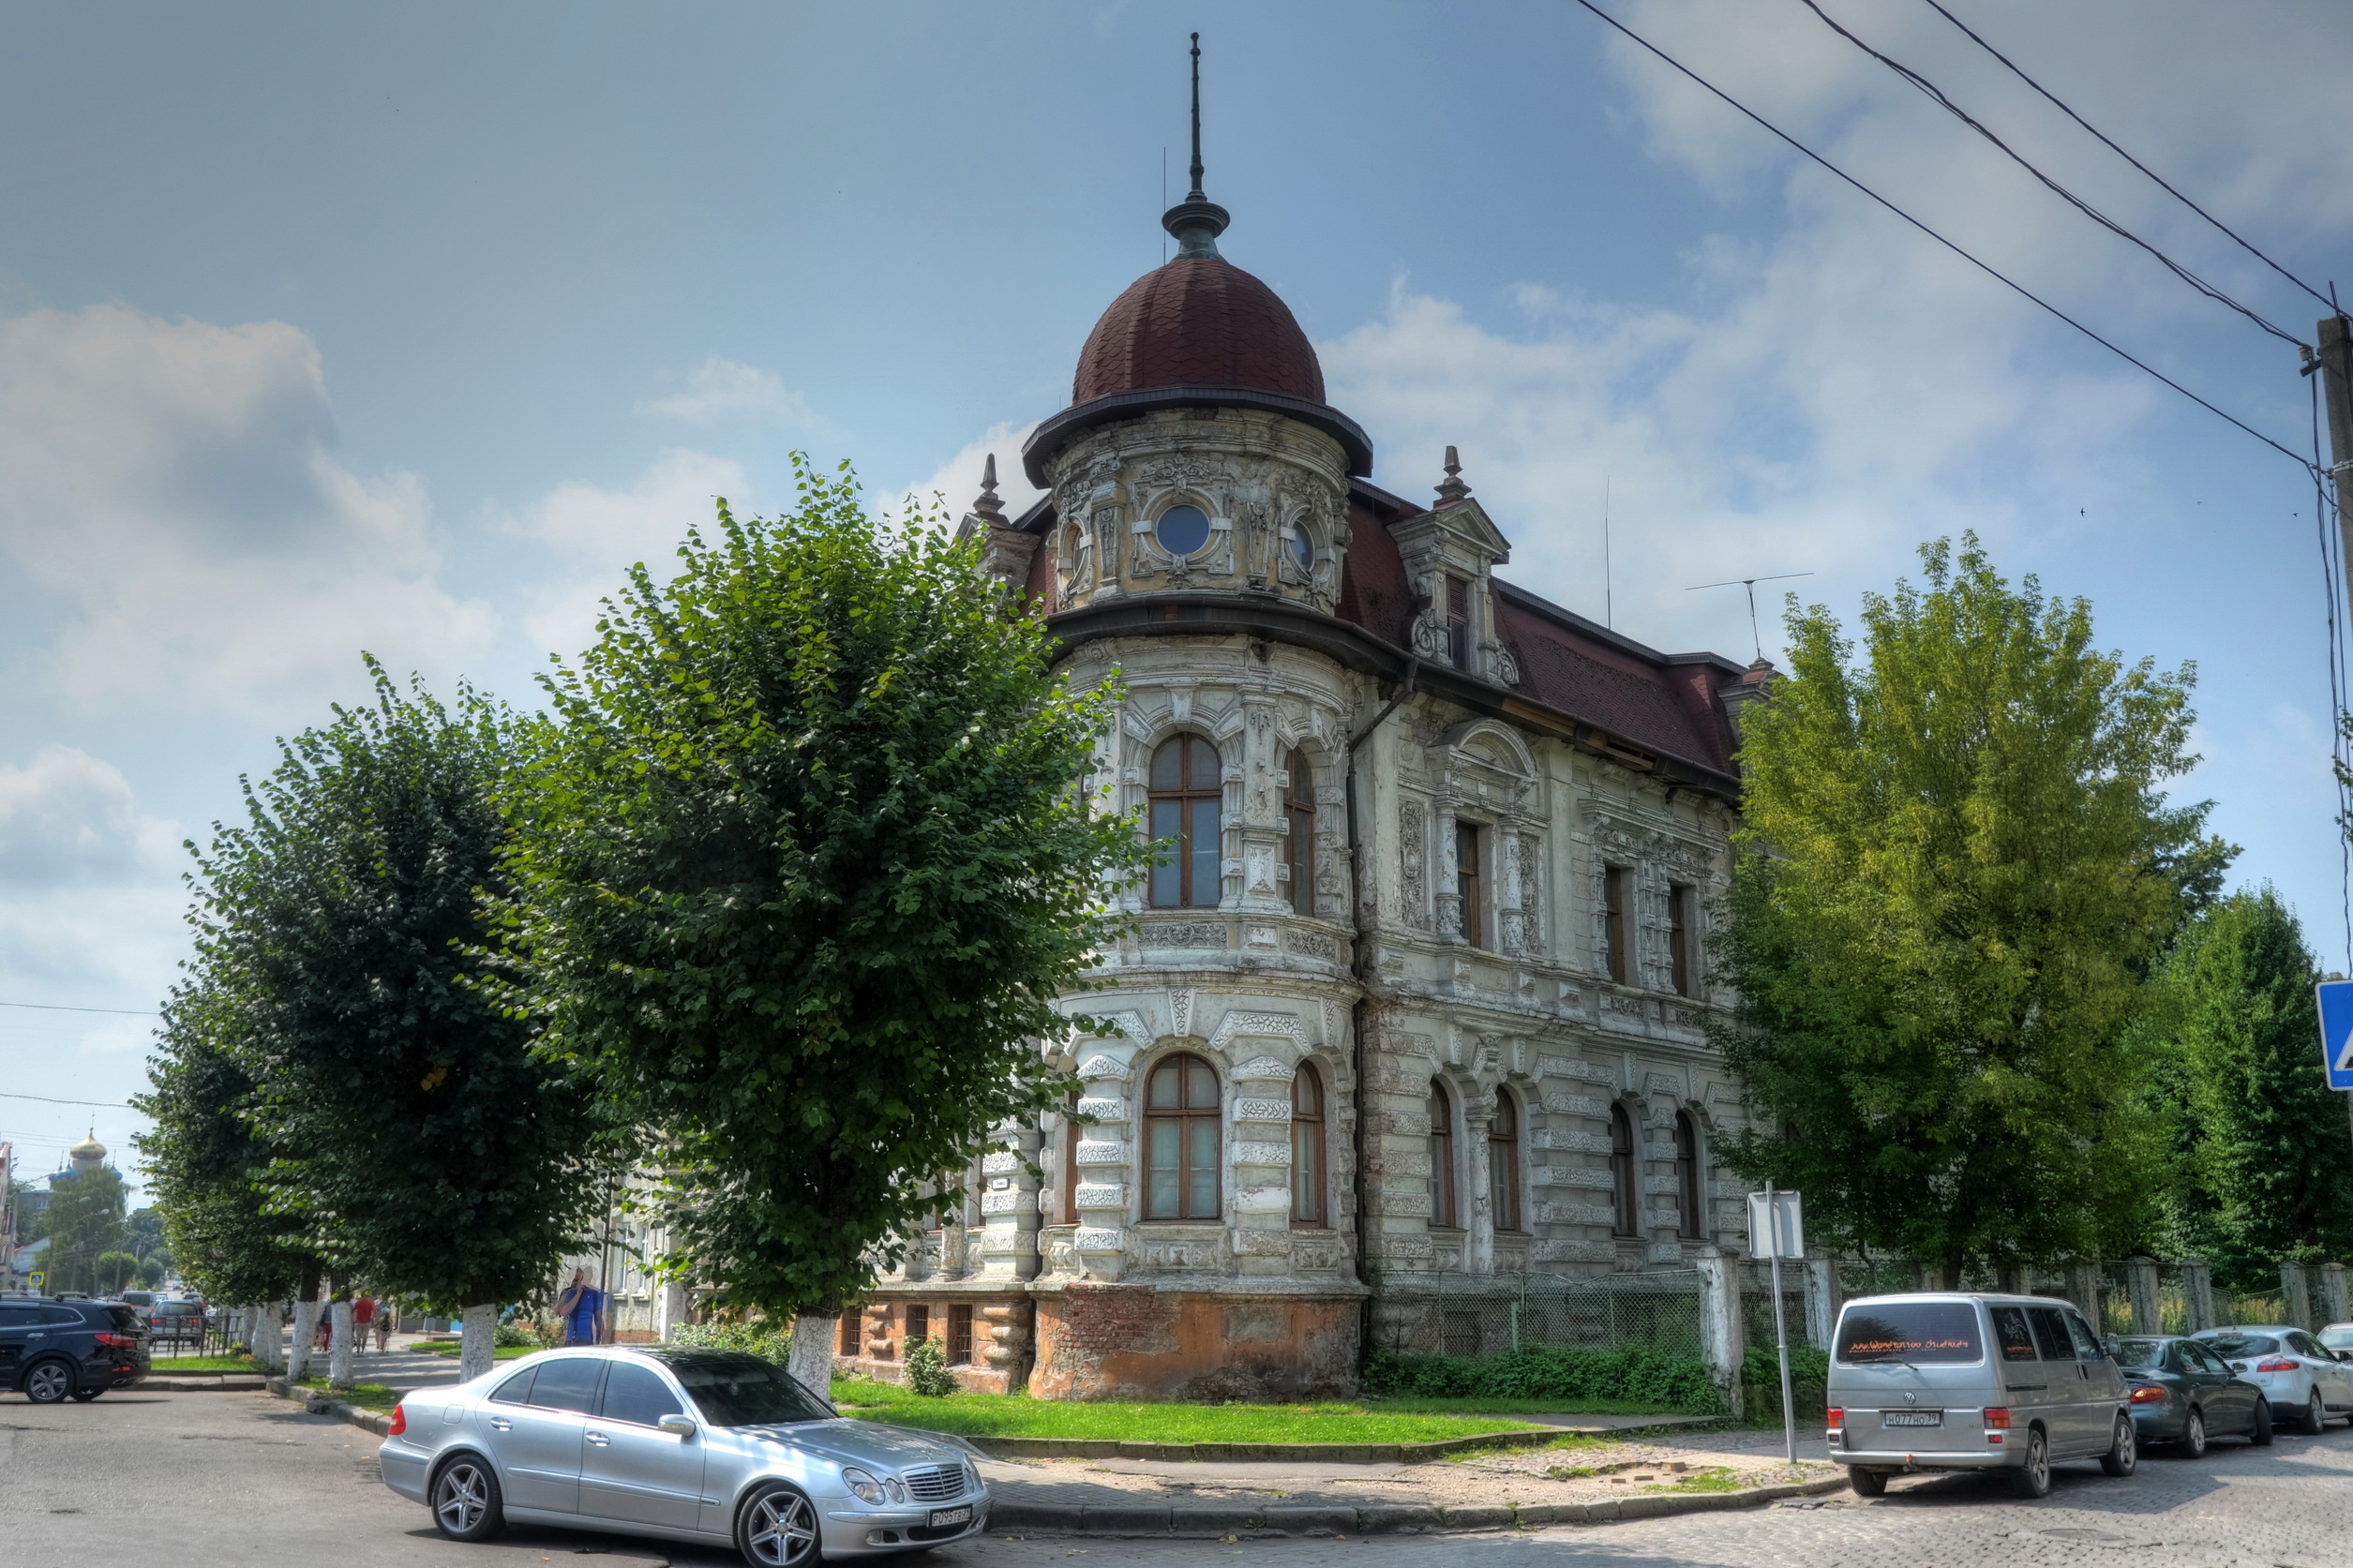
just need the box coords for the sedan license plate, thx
[1881,1411,1943,1427]
[928,1506,973,1529]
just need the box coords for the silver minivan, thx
[1828,1292,2136,1498]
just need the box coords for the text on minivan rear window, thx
[1836,1303,1984,1364]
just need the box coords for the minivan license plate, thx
[1881,1411,1942,1427]
[929,1506,973,1529]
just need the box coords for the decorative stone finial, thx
[1434,444,1471,508]
[1161,33,1230,258]
[972,453,1006,526]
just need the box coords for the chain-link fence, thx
[1742,1262,1813,1350]
[1368,1268,1705,1360]
[2215,1281,2287,1328]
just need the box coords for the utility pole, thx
[2317,314,2353,627]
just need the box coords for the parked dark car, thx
[2114,1335,2271,1455]
[145,1298,206,1348]
[0,1295,150,1403]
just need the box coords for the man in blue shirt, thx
[555,1269,607,1346]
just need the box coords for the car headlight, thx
[841,1467,886,1506]
[886,1477,907,1503]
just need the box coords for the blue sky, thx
[3,0,2349,1193]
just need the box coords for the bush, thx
[670,1321,793,1364]
[494,1319,557,1350]
[1361,1343,1721,1413]
[1741,1343,1829,1423]
[903,1336,958,1397]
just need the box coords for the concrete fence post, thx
[2321,1262,2350,1327]
[2181,1261,2216,1332]
[2281,1262,2314,1331]
[1696,1247,1746,1420]
[2125,1256,2161,1336]
[2066,1262,2102,1324]
[1804,1256,1840,1349]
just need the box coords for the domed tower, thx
[67,1130,108,1176]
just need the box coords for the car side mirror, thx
[656,1413,697,1438]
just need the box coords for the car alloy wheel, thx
[2180,1408,2206,1458]
[429,1457,504,1543]
[22,1362,73,1405]
[2308,1390,2329,1434]
[2009,1427,2052,1498]
[739,1483,820,1568]
[2100,1413,2137,1477]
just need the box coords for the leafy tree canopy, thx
[1714,536,2231,1283]
[42,1165,128,1296]
[498,460,1145,1321]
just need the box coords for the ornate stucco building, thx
[851,164,1768,1401]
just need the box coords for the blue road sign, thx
[2316,979,2353,1090]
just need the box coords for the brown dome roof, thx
[1073,254,1325,405]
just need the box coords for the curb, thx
[146,1376,269,1392]
[264,1375,395,1438]
[986,1473,1851,1537]
[961,1428,1592,1463]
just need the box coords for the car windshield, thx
[666,1353,835,1426]
[2203,1334,2279,1357]
[2111,1338,2168,1371]
[2322,1327,2353,1350]
[1836,1302,1984,1364]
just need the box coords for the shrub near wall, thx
[670,1322,793,1363]
[1362,1344,1722,1413]
[1742,1344,1830,1423]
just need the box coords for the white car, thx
[2320,1322,2353,1356]
[2194,1326,2353,1433]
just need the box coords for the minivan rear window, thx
[1836,1302,1984,1364]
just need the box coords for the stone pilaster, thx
[1804,1256,1841,1350]
[2125,1256,2161,1335]
[977,1127,1042,1283]
[2320,1262,2350,1326]
[1696,1247,1746,1419]
[1230,1056,1296,1277]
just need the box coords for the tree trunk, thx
[788,1316,837,1401]
[1940,1253,1967,1291]
[458,1301,497,1384]
[253,1302,283,1372]
[328,1298,355,1389]
[286,1298,319,1383]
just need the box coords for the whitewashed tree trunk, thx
[788,1316,836,1401]
[255,1303,283,1371]
[328,1299,355,1389]
[287,1296,319,1383]
[457,1303,496,1384]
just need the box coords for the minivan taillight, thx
[1982,1407,2011,1429]
[1825,1407,1844,1429]
[387,1403,407,1437]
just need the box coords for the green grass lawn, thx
[147,1355,262,1374]
[831,1378,1543,1445]
[416,1342,538,1360]
[296,1375,400,1411]
[1366,1395,1706,1418]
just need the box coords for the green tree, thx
[43,1166,128,1295]
[1714,536,2228,1284]
[498,462,1143,1380]
[7,1178,44,1246]
[2145,889,2353,1280]
[95,1250,140,1293]
[183,664,612,1381]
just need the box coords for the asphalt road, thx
[5,1390,2350,1568]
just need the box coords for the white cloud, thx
[501,448,752,660]
[885,420,1047,535]
[0,305,498,721]
[0,746,186,1010]
[637,355,832,430]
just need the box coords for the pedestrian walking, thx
[352,1294,376,1353]
[373,1302,393,1353]
[554,1269,607,1347]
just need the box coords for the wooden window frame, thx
[1142,1053,1222,1220]
[1058,1090,1082,1226]
[1445,575,1473,671]
[1428,1080,1460,1230]
[1669,883,1696,998]
[905,1304,930,1351]
[1291,1061,1326,1227]
[1456,821,1484,948]
[1674,1112,1704,1240]
[1603,866,1630,984]
[1285,748,1317,918]
[1609,1103,1641,1238]
[1147,734,1222,909]
[1489,1089,1521,1233]
[947,1304,973,1366]
[838,1311,861,1358]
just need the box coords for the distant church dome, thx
[1072,253,1326,406]
[68,1130,107,1172]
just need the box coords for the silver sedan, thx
[376,1346,989,1564]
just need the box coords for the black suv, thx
[0,1296,150,1403]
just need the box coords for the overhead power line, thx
[1796,0,2308,348]
[1915,0,2335,314]
[0,1091,133,1109]
[1564,0,2316,475]
[0,1000,157,1017]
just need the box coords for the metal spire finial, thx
[972,454,1006,526]
[1161,32,1229,258]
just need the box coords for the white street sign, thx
[1747,1188,1804,1261]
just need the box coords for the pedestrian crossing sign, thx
[2316,979,2353,1091]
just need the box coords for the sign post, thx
[1746,1184,1805,1465]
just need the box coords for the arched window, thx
[1675,1112,1704,1240]
[1285,748,1316,917]
[1291,1062,1326,1226]
[1428,1080,1459,1229]
[1144,1053,1221,1219]
[1148,735,1221,908]
[1489,1090,1521,1232]
[1610,1104,1641,1238]
[1058,1090,1082,1227]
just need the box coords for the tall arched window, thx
[1058,1090,1082,1227]
[1675,1112,1704,1239]
[1291,1062,1326,1226]
[1284,748,1316,917]
[1148,736,1221,908]
[1490,1090,1521,1232]
[1610,1104,1641,1238]
[1144,1053,1221,1219]
[1428,1080,1459,1229]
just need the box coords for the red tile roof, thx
[1073,255,1326,405]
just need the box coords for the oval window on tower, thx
[1290,526,1312,572]
[1156,504,1211,558]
